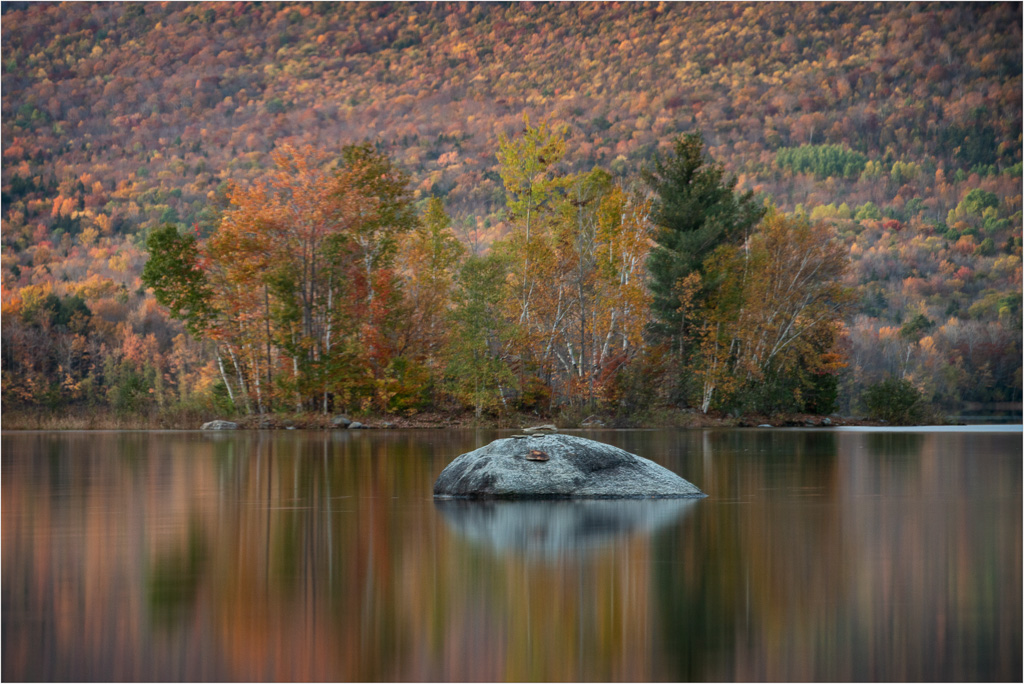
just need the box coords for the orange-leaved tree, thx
[145,143,417,415]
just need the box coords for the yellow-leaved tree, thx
[693,210,852,414]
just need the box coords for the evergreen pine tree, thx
[643,133,764,351]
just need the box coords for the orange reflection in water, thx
[2,429,1020,681]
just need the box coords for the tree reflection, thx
[2,429,1020,681]
[148,517,208,629]
[865,430,925,457]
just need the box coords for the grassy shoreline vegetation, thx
[2,4,1021,428]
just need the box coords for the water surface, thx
[2,428,1020,681]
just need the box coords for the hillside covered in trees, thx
[2,2,1021,424]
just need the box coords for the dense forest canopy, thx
[2,2,1021,423]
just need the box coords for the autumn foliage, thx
[126,124,852,419]
[2,3,1020,421]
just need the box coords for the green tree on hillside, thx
[141,224,215,336]
[643,133,765,358]
[443,253,516,418]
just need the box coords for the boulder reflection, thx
[435,498,699,559]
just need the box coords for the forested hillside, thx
[2,2,1021,423]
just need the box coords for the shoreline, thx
[3,408,1016,431]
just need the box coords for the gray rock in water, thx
[348,421,364,429]
[331,415,352,428]
[433,434,705,499]
[201,420,238,430]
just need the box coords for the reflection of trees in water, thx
[3,430,1020,681]
[865,431,925,458]
[649,430,842,680]
[836,431,1022,680]
[193,432,708,681]
[2,431,466,680]
[652,501,743,680]
[653,430,1021,681]
[192,429,1022,680]
[147,517,208,629]
[199,431,458,680]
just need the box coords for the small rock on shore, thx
[201,420,238,430]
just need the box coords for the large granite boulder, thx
[433,434,705,499]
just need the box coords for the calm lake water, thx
[2,427,1021,681]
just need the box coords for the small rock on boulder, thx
[201,420,238,431]
[433,434,705,499]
